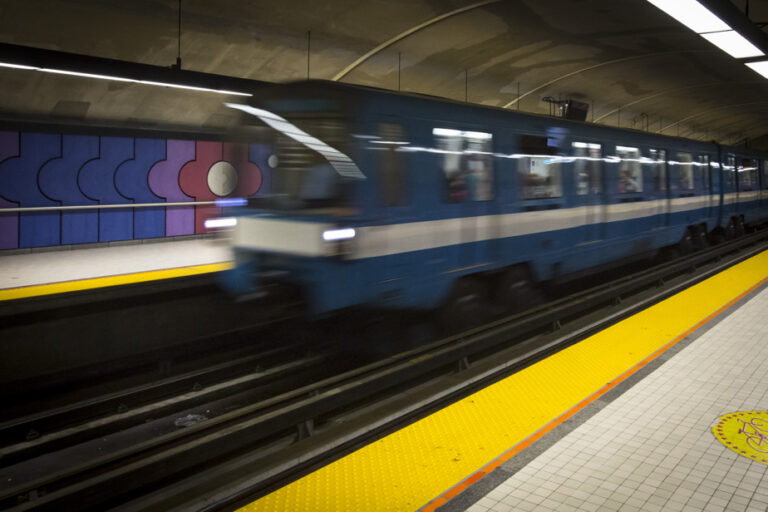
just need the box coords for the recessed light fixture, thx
[646,0,730,34]
[646,0,765,62]
[746,61,768,79]
[700,30,764,59]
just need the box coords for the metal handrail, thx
[0,198,246,213]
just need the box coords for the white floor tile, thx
[473,286,768,512]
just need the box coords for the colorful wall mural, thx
[0,130,271,250]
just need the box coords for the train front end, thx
[221,85,367,314]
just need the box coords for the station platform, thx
[0,237,232,301]
[239,250,768,512]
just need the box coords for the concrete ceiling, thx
[0,0,767,146]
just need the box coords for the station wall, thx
[0,130,272,250]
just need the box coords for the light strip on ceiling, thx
[0,62,37,70]
[0,62,252,96]
[646,0,730,34]
[700,30,764,58]
[745,61,768,79]
[646,0,766,63]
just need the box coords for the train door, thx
[370,119,412,285]
[724,154,737,223]
[674,151,695,225]
[698,155,714,221]
[762,161,768,212]
[739,158,759,224]
[572,141,604,243]
[433,127,497,268]
[649,148,669,230]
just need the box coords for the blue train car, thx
[222,81,768,320]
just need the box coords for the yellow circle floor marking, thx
[713,411,768,465]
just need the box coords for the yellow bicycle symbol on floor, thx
[713,411,768,465]
[738,418,768,453]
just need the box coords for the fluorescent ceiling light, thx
[646,0,731,34]
[0,61,251,96]
[41,68,136,82]
[746,60,768,79]
[0,62,38,70]
[700,31,764,58]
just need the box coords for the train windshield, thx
[228,102,361,215]
[271,115,354,210]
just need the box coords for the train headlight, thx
[322,228,356,241]
[204,217,238,229]
[322,228,356,257]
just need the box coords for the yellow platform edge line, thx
[420,270,768,512]
[240,249,768,512]
[0,261,233,301]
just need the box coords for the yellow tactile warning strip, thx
[712,411,768,465]
[239,249,768,512]
[0,262,233,301]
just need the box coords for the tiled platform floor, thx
[0,237,231,290]
[460,286,768,512]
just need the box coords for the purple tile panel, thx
[0,131,20,249]
[148,139,195,236]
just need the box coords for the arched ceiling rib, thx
[593,81,767,123]
[331,0,499,81]
[501,50,719,109]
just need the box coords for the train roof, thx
[250,79,766,158]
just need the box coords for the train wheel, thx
[692,226,709,251]
[658,245,680,263]
[735,217,746,237]
[438,279,488,334]
[710,229,726,246]
[678,229,694,256]
[495,266,541,313]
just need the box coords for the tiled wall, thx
[0,130,271,249]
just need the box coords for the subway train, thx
[221,80,768,322]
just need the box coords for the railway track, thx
[2,231,767,511]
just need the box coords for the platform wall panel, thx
[0,129,272,249]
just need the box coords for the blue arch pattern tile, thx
[115,138,166,239]
[79,136,134,242]
[0,131,20,249]
[0,133,61,247]
[39,134,100,245]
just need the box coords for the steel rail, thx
[0,348,323,466]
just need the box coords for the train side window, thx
[739,158,757,191]
[518,135,562,199]
[433,128,493,203]
[616,146,643,194]
[649,148,666,192]
[698,155,710,190]
[377,123,408,206]
[676,152,694,191]
[572,142,601,196]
